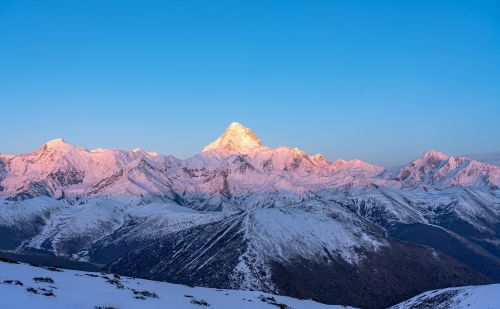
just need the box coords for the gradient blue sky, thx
[1,0,499,166]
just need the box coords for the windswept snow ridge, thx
[391,284,500,309]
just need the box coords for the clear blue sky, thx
[1,0,499,166]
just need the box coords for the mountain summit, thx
[202,122,262,153]
[41,138,74,151]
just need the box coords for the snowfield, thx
[390,284,500,309]
[0,260,349,309]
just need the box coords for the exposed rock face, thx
[108,210,490,309]
[270,241,490,309]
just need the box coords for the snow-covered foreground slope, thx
[391,284,500,309]
[0,260,347,309]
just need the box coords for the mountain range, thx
[464,151,500,167]
[0,122,499,308]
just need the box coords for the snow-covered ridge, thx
[0,122,498,206]
[464,151,500,166]
[0,260,347,309]
[0,197,223,258]
[390,283,500,309]
[390,149,500,188]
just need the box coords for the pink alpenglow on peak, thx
[393,149,500,188]
[420,149,450,161]
[37,138,80,155]
[42,138,74,150]
[45,138,66,145]
[0,124,498,205]
[311,153,330,165]
[202,122,263,154]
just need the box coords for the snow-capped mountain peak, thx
[45,138,67,146]
[40,138,76,152]
[396,150,451,181]
[202,122,262,154]
[393,149,500,188]
[420,149,450,161]
[311,153,329,165]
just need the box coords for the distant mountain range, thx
[464,151,500,166]
[0,122,499,309]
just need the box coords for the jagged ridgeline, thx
[0,122,499,309]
